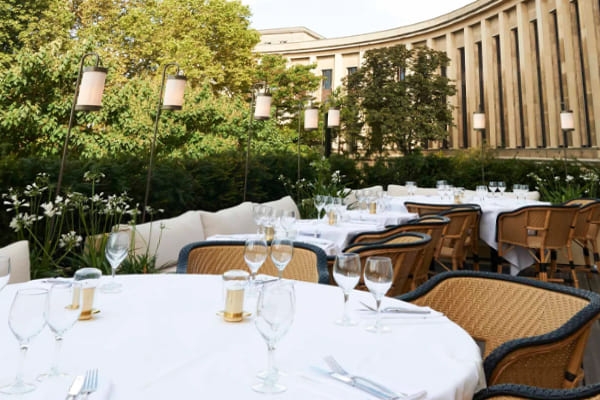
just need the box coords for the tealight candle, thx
[369,202,377,214]
[222,270,249,322]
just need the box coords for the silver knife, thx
[311,367,393,400]
[65,375,84,400]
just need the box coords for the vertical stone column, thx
[446,32,460,149]
[499,10,518,148]
[334,52,344,92]
[578,0,600,147]
[481,18,498,148]
[465,25,478,147]
[516,2,538,148]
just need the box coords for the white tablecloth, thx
[344,210,418,227]
[295,220,384,252]
[207,233,339,256]
[0,275,485,400]
[390,196,549,274]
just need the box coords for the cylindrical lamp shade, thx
[304,107,319,131]
[162,75,187,110]
[560,110,574,131]
[254,94,272,120]
[327,108,340,128]
[472,111,485,130]
[75,66,108,111]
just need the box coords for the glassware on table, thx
[488,181,498,198]
[497,181,506,197]
[261,206,275,241]
[244,239,268,285]
[0,255,10,292]
[252,281,295,394]
[73,268,101,320]
[405,181,417,196]
[38,282,82,380]
[279,210,297,235]
[270,239,293,279]
[453,187,465,203]
[476,185,488,201]
[101,231,129,293]
[222,270,249,322]
[252,204,264,235]
[364,256,393,334]
[0,288,48,395]
[333,253,361,326]
[355,190,366,213]
[314,195,326,221]
[436,180,447,199]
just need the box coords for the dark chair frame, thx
[474,383,600,400]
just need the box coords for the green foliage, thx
[341,45,455,155]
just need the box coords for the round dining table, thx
[0,274,485,400]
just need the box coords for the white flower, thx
[41,202,60,217]
[554,176,560,181]
[59,231,82,249]
[566,175,574,183]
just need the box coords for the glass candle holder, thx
[222,270,249,322]
[73,268,102,320]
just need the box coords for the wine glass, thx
[38,282,82,380]
[244,239,268,286]
[252,204,264,235]
[333,253,361,326]
[0,255,10,292]
[476,185,487,201]
[313,195,325,221]
[488,181,498,198]
[497,181,506,197]
[270,239,293,279]
[405,181,417,196]
[0,288,48,395]
[252,281,295,394]
[101,231,129,293]
[279,210,297,235]
[364,257,393,334]
[436,180,447,199]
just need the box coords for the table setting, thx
[0,237,485,400]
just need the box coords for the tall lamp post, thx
[56,53,108,196]
[300,104,318,182]
[560,106,574,178]
[323,103,340,157]
[243,83,271,201]
[473,106,486,184]
[142,63,187,222]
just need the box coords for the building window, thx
[495,35,506,148]
[574,0,592,146]
[347,67,357,75]
[459,47,468,148]
[322,69,332,90]
[532,20,547,148]
[398,67,406,81]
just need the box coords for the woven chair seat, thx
[399,271,600,389]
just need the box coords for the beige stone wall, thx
[256,0,600,158]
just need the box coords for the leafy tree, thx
[341,45,455,155]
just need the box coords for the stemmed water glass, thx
[476,185,487,201]
[497,181,506,197]
[252,281,295,394]
[314,195,325,222]
[38,282,82,380]
[270,239,293,279]
[0,255,10,292]
[406,181,417,196]
[488,181,498,198]
[0,288,48,395]
[364,257,393,334]
[244,239,268,286]
[436,180,447,199]
[252,204,264,235]
[333,253,361,326]
[279,210,297,236]
[101,231,129,293]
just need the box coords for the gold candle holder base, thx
[369,202,377,214]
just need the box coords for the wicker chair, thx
[496,205,579,281]
[405,202,481,270]
[562,199,600,286]
[348,215,449,245]
[399,271,600,388]
[332,232,431,296]
[474,383,600,400]
[434,207,480,271]
[177,240,329,284]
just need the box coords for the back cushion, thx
[133,211,205,269]
[387,184,408,197]
[0,240,30,284]
[201,202,257,238]
[261,196,300,218]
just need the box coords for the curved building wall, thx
[256,0,600,159]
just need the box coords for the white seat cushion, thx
[132,211,205,269]
[0,240,30,284]
[261,196,300,218]
[201,202,257,238]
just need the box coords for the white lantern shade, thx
[472,111,485,130]
[327,108,340,128]
[75,66,108,111]
[560,110,574,131]
[304,108,319,131]
[254,94,272,120]
[162,75,187,110]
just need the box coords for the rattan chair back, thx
[435,208,480,270]
[177,240,329,284]
[400,271,600,389]
[347,233,431,296]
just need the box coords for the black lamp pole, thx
[56,53,105,196]
[243,82,269,202]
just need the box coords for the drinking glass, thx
[0,288,47,395]
[270,239,293,279]
[436,180,447,198]
[101,231,129,293]
[261,206,275,241]
[405,181,417,196]
[252,281,295,394]
[488,181,498,198]
[521,184,529,200]
[38,283,82,380]
[333,253,361,326]
[497,181,506,197]
[0,255,10,292]
[355,190,366,213]
[476,185,487,201]
[244,239,268,285]
[313,195,325,221]
[364,257,393,333]
[279,210,297,234]
[252,204,264,235]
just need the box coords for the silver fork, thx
[80,369,99,399]
[360,301,431,314]
[324,355,403,398]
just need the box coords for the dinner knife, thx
[65,375,84,400]
[310,367,393,400]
